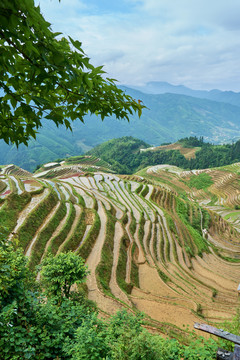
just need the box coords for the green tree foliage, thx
[188,173,214,190]
[87,136,189,174]
[0,0,143,146]
[178,136,205,148]
[0,237,220,359]
[39,252,89,301]
[0,234,31,308]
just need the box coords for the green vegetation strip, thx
[188,173,214,190]
[129,211,137,236]
[47,203,76,255]
[28,201,67,269]
[0,192,32,237]
[0,180,7,193]
[138,213,145,253]
[96,210,116,296]
[18,191,58,251]
[175,197,209,256]
[131,242,140,288]
[116,232,133,294]
[61,208,87,253]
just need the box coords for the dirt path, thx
[86,201,122,313]
[131,297,200,329]
[192,255,239,291]
[135,262,177,298]
[109,221,132,306]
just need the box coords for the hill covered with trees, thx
[87,136,240,174]
[2,87,240,171]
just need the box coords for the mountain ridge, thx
[1,85,240,171]
[127,81,240,107]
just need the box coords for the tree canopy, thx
[0,237,218,359]
[39,252,89,301]
[0,0,143,146]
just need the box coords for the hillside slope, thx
[87,136,240,174]
[2,87,240,171]
[1,162,240,337]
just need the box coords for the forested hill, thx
[2,86,240,171]
[87,136,240,174]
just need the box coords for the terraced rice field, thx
[141,142,200,159]
[1,163,240,337]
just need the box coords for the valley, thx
[1,159,240,340]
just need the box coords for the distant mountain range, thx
[129,81,240,107]
[1,83,240,171]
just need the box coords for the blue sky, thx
[37,0,240,91]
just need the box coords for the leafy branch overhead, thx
[0,0,144,146]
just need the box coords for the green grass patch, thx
[61,208,87,253]
[18,191,58,251]
[138,213,145,253]
[140,185,149,197]
[0,180,7,193]
[0,192,32,238]
[188,173,214,190]
[121,211,128,225]
[28,201,67,269]
[47,203,76,255]
[157,268,171,283]
[224,212,240,221]
[129,212,137,236]
[96,210,116,295]
[131,242,139,288]
[135,183,143,194]
[116,232,133,294]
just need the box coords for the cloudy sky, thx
[37,0,240,91]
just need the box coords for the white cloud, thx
[37,0,240,91]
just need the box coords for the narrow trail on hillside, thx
[9,188,49,241]
[109,221,132,306]
[86,201,122,313]
[26,201,61,257]
[131,296,200,329]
